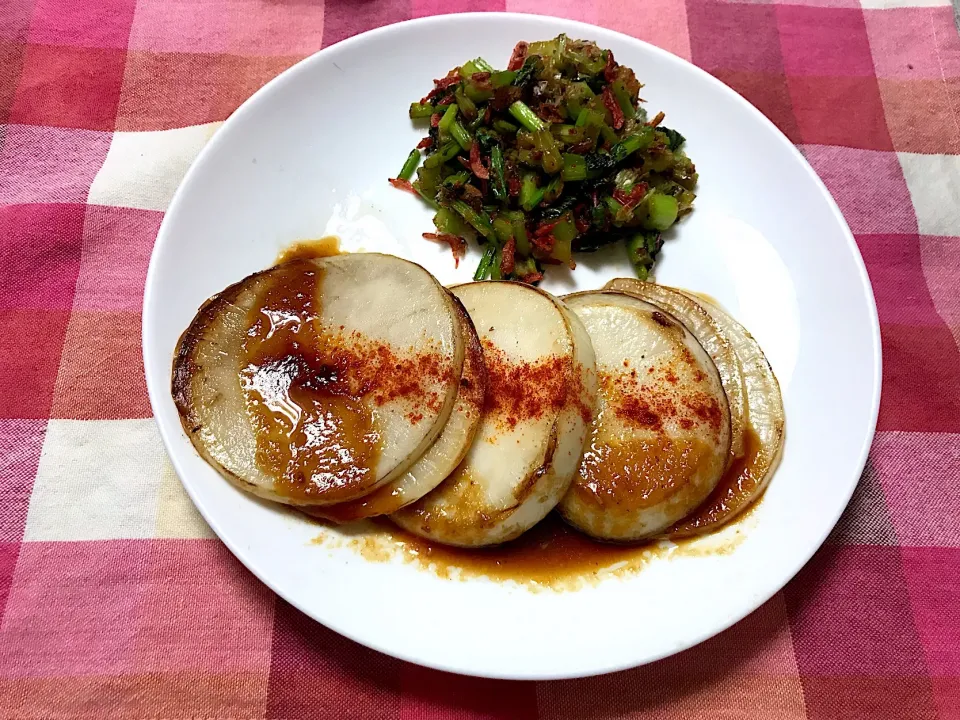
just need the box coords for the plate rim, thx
[142,11,882,680]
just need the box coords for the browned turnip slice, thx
[604,277,746,465]
[663,292,785,538]
[304,294,486,522]
[558,291,731,542]
[392,281,597,547]
[172,253,464,507]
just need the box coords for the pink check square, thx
[0,126,111,206]
[27,0,136,50]
[0,541,149,677]
[0,421,46,543]
[132,540,274,673]
[801,145,915,234]
[776,6,876,77]
[865,8,946,80]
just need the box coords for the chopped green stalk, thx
[561,153,587,181]
[474,244,497,280]
[514,257,538,277]
[553,124,584,144]
[492,217,514,244]
[509,101,545,133]
[645,194,679,231]
[552,235,573,264]
[398,149,420,181]
[599,123,619,147]
[611,81,636,119]
[475,57,495,72]
[490,248,503,280]
[626,233,659,280]
[604,195,623,218]
[610,128,654,163]
[532,130,563,175]
[454,87,478,118]
[450,200,496,241]
[553,218,577,244]
[542,175,564,204]
[450,120,473,150]
[464,82,493,104]
[490,146,507,201]
[564,82,595,120]
[490,70,517,88]
[438,103,459,137]
[519,173,544,212]
[441,171,471,187]
[423,141,462,168]
[575,108,604,128]
[434,206,472,237]
[415,188,440,210]
[409,102,436,119]
[457,57,495,76]
[505,212,531,256]
[492,119,519,134]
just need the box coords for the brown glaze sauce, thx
[241,262,381,503]
[311,423,764,589]
[240,258,454,504]
[666,423,764,537]
[275,235,342,264]
[576,424,712,511]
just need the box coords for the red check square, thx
[117,51,296,131]
[0,203,85,311]
[0,41,26,125]
[50,311,152,420]
[322,0,413,48]
[127,0,230,54]
[879,323,960,433]
[857,234,942,327]
[599,0,692,62]
[797,676,940,720]
[74,206,162,311]
[10,44,126,131]
[0,0,33,42]
[266,600,400,719]
[0,309,71,419]
[0,542,18,623]
[0,540,149,677]
[713,69,800,142]
[788,75,893,151]
[0,126,112,206]
[801,145,915,234]
[132,540,274,673]
[874,433,960,547]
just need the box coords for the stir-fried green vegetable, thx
[390,35,698,283]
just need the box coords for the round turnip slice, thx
[663,292,785,538]
[392,281,597,548]
[172,253,464,507]
[604,277,746,465]
[304,293,486,522]
[559,291,731,542]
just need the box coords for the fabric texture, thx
[1,0,959,717]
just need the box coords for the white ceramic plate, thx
[143,13,881,680]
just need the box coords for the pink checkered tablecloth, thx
[1,0,959,717]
